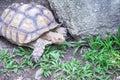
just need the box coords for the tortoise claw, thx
[31,52,43,63]
[32,55,40,63]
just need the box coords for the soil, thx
[0,0,79,80]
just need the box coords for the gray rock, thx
[48,0,120,40]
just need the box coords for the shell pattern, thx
[0,3,59,45]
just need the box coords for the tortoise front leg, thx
[31,38,52,63]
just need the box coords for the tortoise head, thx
[51,33,65,44]
[42,31,65,44]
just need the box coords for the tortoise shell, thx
[0,3,60,45]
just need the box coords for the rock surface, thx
[48,0,120,40]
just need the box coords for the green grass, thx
[0,28,120,79]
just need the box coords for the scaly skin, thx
[31,38,52,62]
[53,27,67,37]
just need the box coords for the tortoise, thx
[0,3,66,62]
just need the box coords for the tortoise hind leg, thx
[31,38,52,63]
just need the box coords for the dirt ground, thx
[0,0,78,80]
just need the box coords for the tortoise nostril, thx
[58,38,61,40]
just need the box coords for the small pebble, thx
[35,68,43,80]
[116,76,120,80]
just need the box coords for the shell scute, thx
[26,8,40,16]
[18,31,26,44]
[37,15,50,28]
[4,11,15,24]
[18,4,30,12]
[6,27,11,39]
[20,18,35,32]
[11,28,17,42]
[1,9,9,20]
[10,14,25,28]
[43,9,54,21]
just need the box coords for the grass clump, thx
[0,49,24,73]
